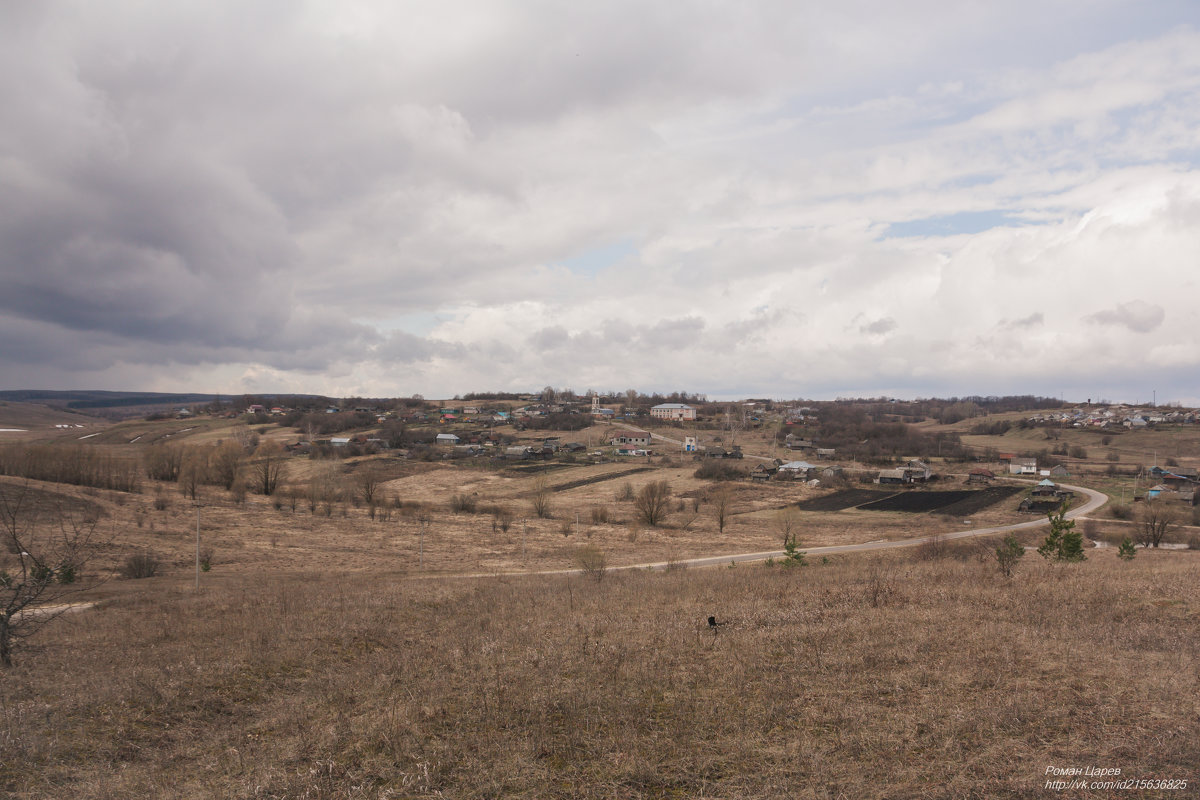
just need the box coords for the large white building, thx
[650,403,696,421]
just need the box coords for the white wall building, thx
[650,403,696,421]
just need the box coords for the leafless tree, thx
[0,482,103,668]
[306,463,342,513]
[530,476,552,519]
[774,508,798,548]
[357,461,384,506]
[712,488,733,534]
[1136,499,1180,548]
[634,480,672,527]
[144,444,185,482]
[177,450,206,500]
[251,443,285,496]
[210,440,244,490]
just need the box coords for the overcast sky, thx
[3,2,1200,403]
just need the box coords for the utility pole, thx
[522,519,528,562]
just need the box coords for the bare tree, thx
[530,476,552,519]
[1136,499,1180,548]
[210,440,244,490]
[634,480,672,527]
[357,461,384,506]
[250,443,285,496]
[144,443,185,482]
[712,488,732,534]
[177,450,206,501]
[306,463,342,514]
[0,482,102,668]
[774,508,798,547]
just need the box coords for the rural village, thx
[0,389,1196,797]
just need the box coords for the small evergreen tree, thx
[1117,537,1137,561]
[782,534,807,567]
[1038,504,1086,562]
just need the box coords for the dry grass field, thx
[0,460,1042,580]
[2,548,1197,798]
[3,404,1200,797]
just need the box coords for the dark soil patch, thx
[795,489,896,512]
[858,488,1024,514]
[935,485,1023,516]
[550,467,655,492]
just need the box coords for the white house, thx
[436,433,461,445]
[650,403,697,421]
[1009,458,1038,475]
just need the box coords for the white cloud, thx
[3,3,1200,402]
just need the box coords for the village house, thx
[1009,458,1038,475]
[967,468,995,485]
[877,468,910,485]
[650,403,697,421]
[903,459,932,482]
[610,431,652,446]
[778,460,819,480]
[436,433,461,446]
[750,463,778,482]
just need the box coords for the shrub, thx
[617,482,635,501]
[121,553,160,579]
[450,493,477,513]
[530,477,552,519]
[493,508,514,533]
[914,533,948,561]
[1068,446,1088,459]
[1108,502,1131,520]
[199,548,214,572]
[576,544,607,582]
[152,495,169,512]
[1117,538,1137,561]
[995,534,1024,577]
[590,506,610,524]
[693,461,747,481]
[634,480,672,527]
[1106,451,1120,462]
[1187,534,1200,551]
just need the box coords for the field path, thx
[430,481,1108,579]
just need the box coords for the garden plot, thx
[794,488,896,511]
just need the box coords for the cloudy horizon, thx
[3,2,1200,405]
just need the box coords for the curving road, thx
[427,480,1108,580]
[616,480,1108,572]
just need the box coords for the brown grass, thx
[1,549,1197,798]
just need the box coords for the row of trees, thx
[0,444,140,493]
